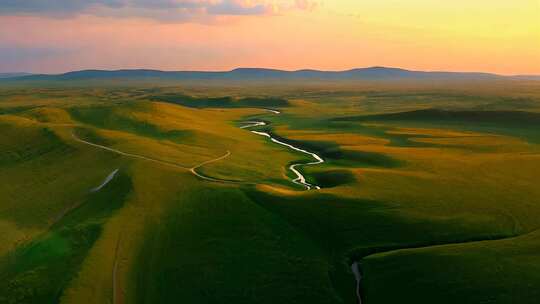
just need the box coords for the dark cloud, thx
[0,0,318,20]
[207,1,269,16]
[0,0,123,14]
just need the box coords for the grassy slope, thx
[1,84,540,304]
[0,90,336,303]
[361,229,540,304]
[133,185,339,304]
[261,89,540,303]
[0,114,124,255]
[0,172,131,304]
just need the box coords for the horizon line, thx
[6,66,540,77]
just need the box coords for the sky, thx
[0,0,539,75]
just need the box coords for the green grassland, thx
[0,81,540,303]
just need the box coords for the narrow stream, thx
[240,111,324,190]
[91,169,119,192]
[250,130,324,190]
[351,262,363,304]
[239,121,267,129]
[264,109,281,114]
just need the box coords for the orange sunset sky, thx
[0,0,539,75]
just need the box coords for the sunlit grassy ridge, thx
[0,82,539,303]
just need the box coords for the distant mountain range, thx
[0,73,33,79]
[2,67,540,82]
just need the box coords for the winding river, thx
[240,110,324,190]
[243,110,363,303]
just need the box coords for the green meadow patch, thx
[245,188,520,304]
[337,109,540,143]
[133,185,339,304]
[69,105,194,143]
[0,126,74,167]
[0,171,131,304]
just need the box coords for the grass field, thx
[1,81,539,303]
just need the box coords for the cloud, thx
[0,0,319,21]
[0,0,123,15]
[207,1,270,16]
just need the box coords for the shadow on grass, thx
[0,171,132,304]
[265,130,403,168]
[151,94,290,109]
[310,169,356,188]
[245,188,519,304]
[335,108,540,144]
[69,106,194,143]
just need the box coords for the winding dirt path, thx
[71,132,191,170]
[189,151,244,183]
[72,107,321,191]
[71,132,243,185]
